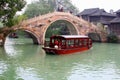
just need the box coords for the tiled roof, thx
[110,17,120,23]
[100,20,110,25]
[90,9,116,17]
[116,9,120,13]
[78,8,99,15]
[78,8,116,17]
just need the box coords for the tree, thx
[0,0,26,27]
[107,33,119,43]
[0,22,3,28]
[11,14,27,26]
[24,0,79,18]
[59,24,70,35]
[24,0,54,18]
[56,0,79,14]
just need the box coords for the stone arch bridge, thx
[0,12,107,46]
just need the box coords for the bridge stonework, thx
[0,12,107,46]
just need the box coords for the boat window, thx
[83,39,87,46]
[67,40,70,45]
[62,40,66,45]
[70,40,74,45]
[79,39,82,46]
[74,39,79,47]
[51,39,54,43]
[66,40,70,46]
[66,39,74,48]
[66,40,70,48]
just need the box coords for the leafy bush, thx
[0,22,3,28]
[107,33,119,43]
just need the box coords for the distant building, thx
[77,8,120,40]
[109,9,120,35]
[77,8,116,25]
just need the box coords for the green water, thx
[0,38,120,80]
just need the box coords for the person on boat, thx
[54,40,59,49]
[55,40,58,45]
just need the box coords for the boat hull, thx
[42,47,90,55]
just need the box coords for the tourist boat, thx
[9,33,18,38]
[42,35,92,55]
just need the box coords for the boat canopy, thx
[50,35,89,39]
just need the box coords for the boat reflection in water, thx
[42,35,92,55]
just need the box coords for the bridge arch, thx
[43,19,79,39]
[23,30,40,44]
[43,18,79,41]
[5,28,40,45]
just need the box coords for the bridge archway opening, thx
[5,30,39,45]
[45,20,78,38]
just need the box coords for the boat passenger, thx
[54,40,59,48]
[54,40,59,45]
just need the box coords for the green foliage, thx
[59,25,70,35]
[24,0,54,18]
[3,14,27,27]
[45,29,61,38]
[61,0,79,13]
[45,21,70,38]
[12,15,27,26]
[24,0,79,18]
[45,22,61,38]
[107,33,119,43]
[0,0,26,27]
[0,22,3,28]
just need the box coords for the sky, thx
[71,0,120,12]
[18,0,120,14]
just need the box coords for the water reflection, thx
[0,38,120,80]
[0,61,8,74]
[16,67,43,80]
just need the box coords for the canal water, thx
[0,38,120,80]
